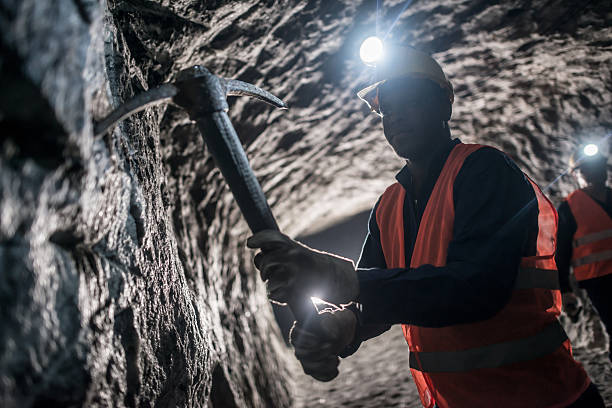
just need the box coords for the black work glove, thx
[290,306,357,382]
[246,230,359,305]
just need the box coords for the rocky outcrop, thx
[1,1,291,407]
[1,0,611,407]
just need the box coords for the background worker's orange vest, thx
[376,143,589,408]
[567,189,612,281]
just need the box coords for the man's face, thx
[578,155,608,185]
[379,78,446,159]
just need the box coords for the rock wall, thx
[1,0,611,407]
[1,1,291,407]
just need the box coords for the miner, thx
[556,145,612,363]
[247,45,604,407]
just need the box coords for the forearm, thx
[356,261,516,327]
[340,200,391,357]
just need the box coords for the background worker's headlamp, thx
[583,143,599,157]
[570,143,607,170]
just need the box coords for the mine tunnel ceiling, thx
[112,0,612,235]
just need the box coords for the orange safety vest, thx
[566,189,612,281]
[375,143,589,408]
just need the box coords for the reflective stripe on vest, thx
[572,249,612,267]
[409,320,567,373]
[573,229,612,247]
[567,189,612,281]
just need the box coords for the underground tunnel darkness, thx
[1,0,612,407]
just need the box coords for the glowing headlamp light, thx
[583,144,599,157]
[360,36,384,66]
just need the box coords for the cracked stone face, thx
[1,0,611,407]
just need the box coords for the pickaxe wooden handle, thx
[94,66,318,327]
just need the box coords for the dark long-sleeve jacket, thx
[555,187,612,292]
[342,138,539,355]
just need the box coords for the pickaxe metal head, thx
[173,65,287,117]
[94,65,286,137]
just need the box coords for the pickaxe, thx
[95,66,319,330]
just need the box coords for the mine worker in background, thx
[556,145,612,363]
[247,45,604,407]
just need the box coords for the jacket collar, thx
[395,138,461,193]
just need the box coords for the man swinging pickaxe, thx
[95,66,358,381]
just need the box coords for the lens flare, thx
[310,296,341,313]
[360,36,384,65]
[584,143,599,156]
[310,296,325,306]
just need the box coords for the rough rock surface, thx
[1,0,611,407]
[0,1,291,407]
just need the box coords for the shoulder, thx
[457,145,527,183]
[452,145,537,206]
[465,145,523,174]
[377,182,405,207]
[381,181,403,195]
[566,189,585,201]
